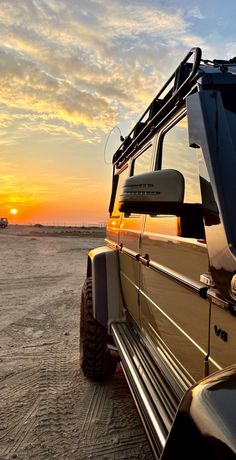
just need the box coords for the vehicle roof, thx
[112,47,236,170]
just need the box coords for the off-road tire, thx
[80,277,118,380]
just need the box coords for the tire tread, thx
[80,277,117,380]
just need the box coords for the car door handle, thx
[200,272,215,287]
[137,254,150,267]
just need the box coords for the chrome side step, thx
[111,322,179,459]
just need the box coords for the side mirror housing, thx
[119,169,184,215]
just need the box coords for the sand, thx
[0,225,153,460]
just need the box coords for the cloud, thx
[186,6,205,20]
[0,48,116,135]
[0,0,209,143]
[87,1,186,38]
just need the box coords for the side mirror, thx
[119,169,184,215]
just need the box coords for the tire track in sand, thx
[0,398,40,458]
[77,367,153,459]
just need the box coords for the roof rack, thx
[113,47,202,168]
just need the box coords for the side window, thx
[120,143,154,220]
[132,143,154,176]
[111,166,129,217]
[161,117,201,203]
[157,116,204,239]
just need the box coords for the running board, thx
[111,322,179,459]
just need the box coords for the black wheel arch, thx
[161,365,236,459]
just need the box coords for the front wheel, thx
[80,277,118,380]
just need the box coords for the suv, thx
[80,48,236,459]
[0,217,8,228]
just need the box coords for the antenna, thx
[103,126,124,165]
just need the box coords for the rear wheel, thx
[80,277,118,380]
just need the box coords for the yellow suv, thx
[80,48,236,459]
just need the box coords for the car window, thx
[161,117,202,204]
[148,116,204,239]
[133,143,154,176]
[111,166,129,217]
[117,143,154,220]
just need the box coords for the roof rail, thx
[113,47,202,168]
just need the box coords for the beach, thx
[0,225,153,459]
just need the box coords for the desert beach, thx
[0,225,153,459]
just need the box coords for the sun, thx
[10,208,18,215]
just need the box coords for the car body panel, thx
[119,214,144,324]
[140,219,209,381]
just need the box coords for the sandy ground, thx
[0,226,153,460]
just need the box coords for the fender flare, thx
[86,246,125,331]
[161,365,236,459]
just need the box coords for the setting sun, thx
[10,208,18,215]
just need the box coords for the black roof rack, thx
[113,47,202,168]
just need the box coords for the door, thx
[139,115,210,383]
[119,141,154,325]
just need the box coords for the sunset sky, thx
[0,0,235,225]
